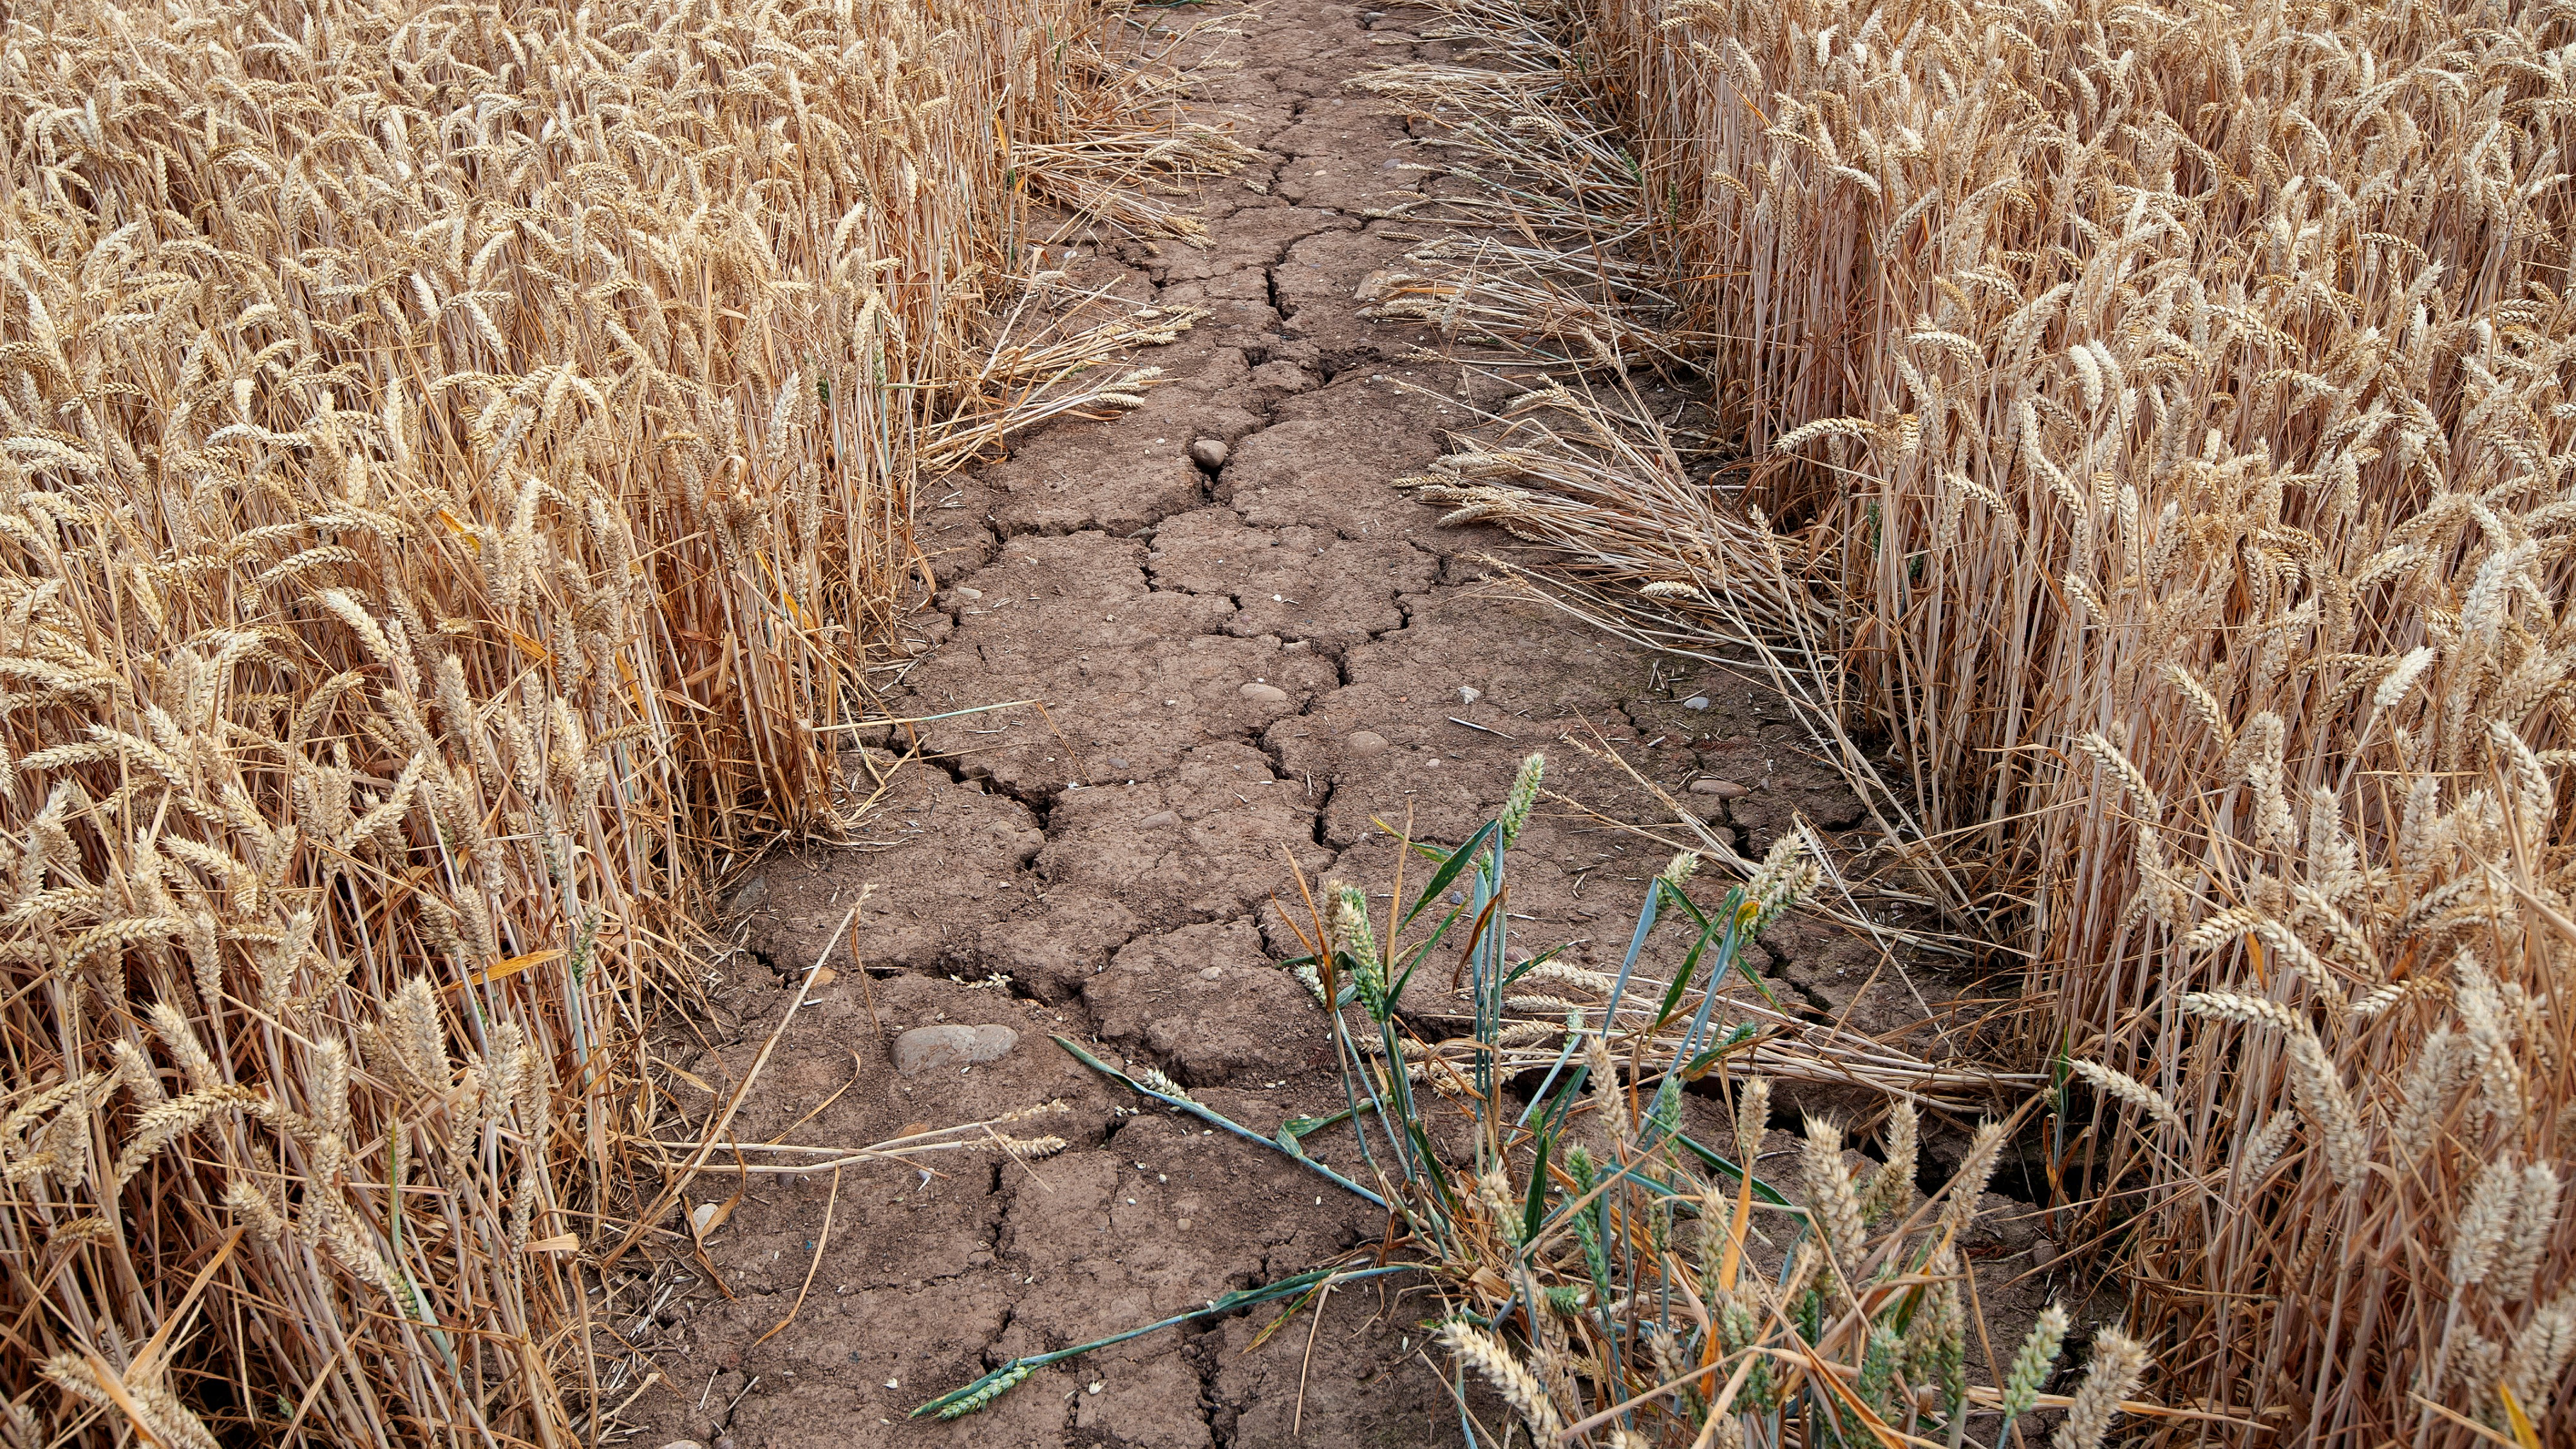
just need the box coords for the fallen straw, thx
[752,1167,841,1349]
[601,907,858,1273]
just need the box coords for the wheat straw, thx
[0,0,1230,1437]
[1377,0,2576,1430]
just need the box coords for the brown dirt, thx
[611,4,2088,1444]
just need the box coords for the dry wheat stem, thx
[0,0,1226,1440]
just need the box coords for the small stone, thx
[1200,966,1225,981]
[1106,757,1130,772]
[1354,269,1401,301]
[1458,685,1480,704]
[660,1440,707,1449]
[1683,696,1712,710]
[1345,730,1390,757]
[1189,437,1229,470]
[1138,810,1180,828]
[1239,681,1291,704]
[1690,778,1750,799]
[893,1024,1018,1075]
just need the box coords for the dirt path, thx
[620,5,1942,1444]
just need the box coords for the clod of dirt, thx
[1148,507,1435,647]
[892,1023,1018,1074]
[1086,921,1330,1085]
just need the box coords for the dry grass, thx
[1360,0,2576,1439]
[0,0,1233,1441]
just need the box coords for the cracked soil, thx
[616,4,2078,1443]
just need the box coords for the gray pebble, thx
[1189,437,1229,470]
[893,1024,1018,1075]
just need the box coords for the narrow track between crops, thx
[616,3,2041,1443]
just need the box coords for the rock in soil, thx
[891,1023,1018,1075]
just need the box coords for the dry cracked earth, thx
[618,4,2066,1444]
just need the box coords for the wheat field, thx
[1368,0,2576,1439]
[0,0,1220,1441]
